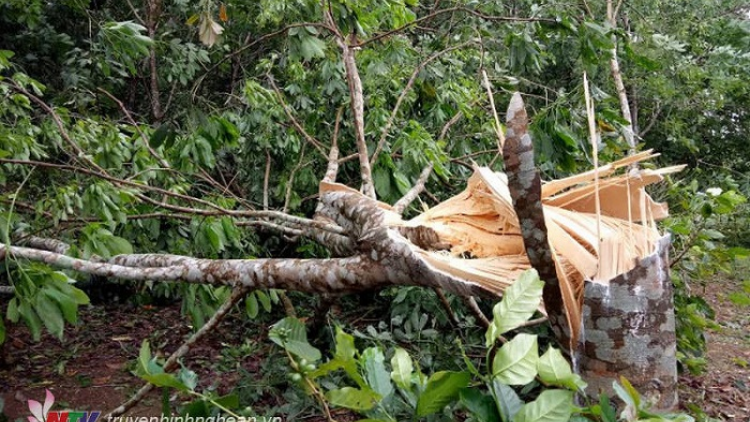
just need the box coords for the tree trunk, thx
[577,235,678,411]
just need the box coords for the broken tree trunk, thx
[497,93,679,411]
[578,235,678,411]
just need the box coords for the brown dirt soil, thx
[0,302,283,421]
[1,280,748,422]
[678,276,750,421]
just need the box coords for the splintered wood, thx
[410,150,683,345]
[320,150,683,346]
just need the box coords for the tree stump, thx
[577,235,678,411]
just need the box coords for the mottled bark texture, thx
[502,92,569,346]
[578,235,677,411]
[0,191,490,299]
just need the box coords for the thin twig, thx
[264,150,271,211]
[370,42,472,165]
[464,296,490,328]
[482,70,506,168]
[1,159,346,235]
[283,145,307,213]
[7,81,105,173]
[356,6,557,47]
[393,164,434,214]
[439,111,463,141]
[267,76,327,157]
[104,285,251,418]
[434,288,460,327]
[97,88,171,169]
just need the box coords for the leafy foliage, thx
[0,0,748,418]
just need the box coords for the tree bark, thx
[502,92,570,347]
[578,235,678,411]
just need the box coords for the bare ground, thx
[0,280,748,421]
[678,276,750,421]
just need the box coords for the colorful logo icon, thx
[28,390,100,422]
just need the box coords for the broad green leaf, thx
[139,340,152,373]
[326,387,379,411]
[256,290,272,312]
[49,280,89,304]
[107,236,133,255]
[269,317,321,362]
[213,393,240,409]
[390,347,413,390]
[361,347,393,398]
[298,35,326,61]
[373,167,392,199]
[492,334,539,385]
[34,294,64,339]
[460,387,501,422]
[487,269,544,346]
[491,380,523,422]
[178,367,198,391]
[614,376,641,409]
[537,347,587,391]
[416,371,471,416]
[19,301,42,341]
[512,390,574,422]
[142,373,188,390]
[335,326,356,361]
[6,298,19,322]
[245,293,259,318]
[43,288,78,324]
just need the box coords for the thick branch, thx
[502,92,567,343]
[1,192,496,299]
[606,0,636,152]
[336,31,376,198]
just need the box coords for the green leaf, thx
[245,293,259,318]
[416,371,472,416]
[361,347,393,398]
[256,290,272,312]
[373,167,392,199]
[34,294,64,340]
[487,269,544,346]
[491,380,523,422]
[298,35,326,61]
[492,334,539,385]
[139,340,152,373]
[460,388,501,422]
[269,317,321,362]
[178,367,198,391]
[6,298,19,323]
[616,376,641,409]
[213,393,240,409]
[18,301,42,341]
[107,236,133,255]
[48,278,90,304]
[142,373,189,391]
[205,224,224,252]
[43,288,78,324]
[512,390,574,422]
[390,347,413,390]
[335,326,356,361]
[326,387,379,411]
[537,347,587,391]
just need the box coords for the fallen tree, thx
[1,90,682,413]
